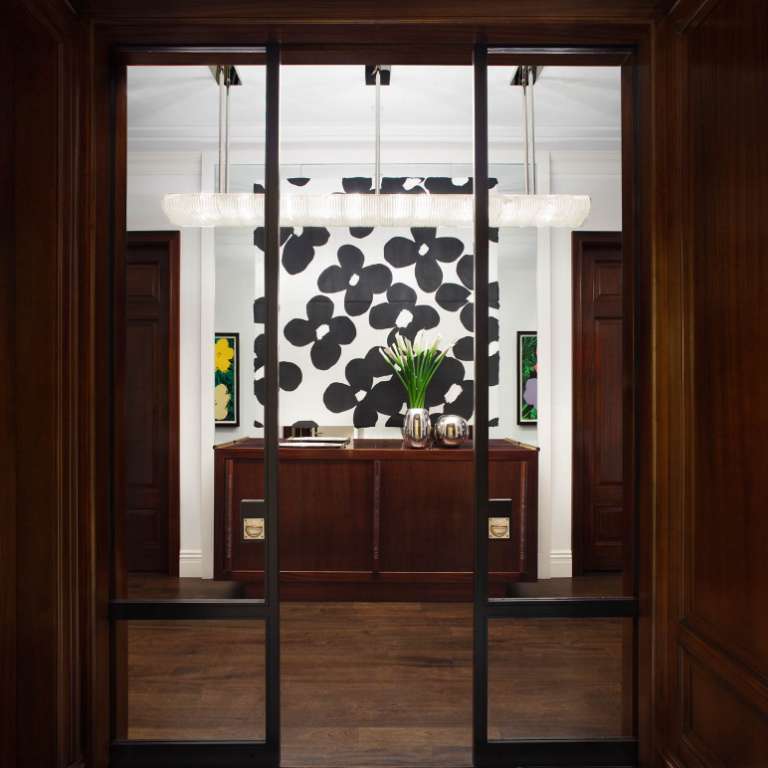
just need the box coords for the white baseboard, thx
[179,549,202,578]
[180,548,571,580]
[549,549,573,578]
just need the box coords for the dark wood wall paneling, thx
[652,0,768,767]
[3,1,87,768]
[1,13,17,768]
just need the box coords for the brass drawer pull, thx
[488,517,511,540]
[243,517,265,540]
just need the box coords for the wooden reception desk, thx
[214,437,538,600]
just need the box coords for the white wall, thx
[214,228,263,443]
[497,229,538,445]
[546,150,622,576]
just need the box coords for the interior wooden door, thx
[572,231,624,573]
[124,231,180,574]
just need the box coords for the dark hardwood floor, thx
[123,576,628,767]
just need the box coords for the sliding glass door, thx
[110,40,637,768]
[110,45,282,768]
[471,45,637,768]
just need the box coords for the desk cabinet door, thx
[279,460,373,573]
[378,460,474,573]
[219,457,374,578]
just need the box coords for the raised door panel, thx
[680,651,768,768]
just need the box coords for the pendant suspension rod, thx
[224,74,231,193]
[529,68,536,194]
[375,67,381,195]
[521,79,530,195]
[218,66,227,194]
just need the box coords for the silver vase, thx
[402,408,432,449]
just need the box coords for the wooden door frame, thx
[124,230,181,577]
[571,230,624,577]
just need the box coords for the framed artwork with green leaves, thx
[214,332,239,427]
[517,331,538,425]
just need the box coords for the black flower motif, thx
[369,282,439,344]
[284,295,356,370]
[317,245,393,317]
[425,356,467,409]
[253,297,266,324]
[422,176,499,195]
[452,320,499,388]
[453,318,499,361]
[253,226,330,275]
[342,177,428,195]
[323,348,395,427]
[435,253,500,332]
[253,333,303,405]
[439,380,475,421]
[384,228,464,293]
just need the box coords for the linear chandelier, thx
[162,65,590,229]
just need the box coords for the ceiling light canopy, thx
[162,64,590,230]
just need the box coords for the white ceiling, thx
[127,64,621,152]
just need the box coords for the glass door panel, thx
[113,48,280,768]
[277,60,476,767]
[120,620,266,741]
[473,46,637,768]
[488,617,633,740]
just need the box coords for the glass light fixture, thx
[163,190,591,228]
[162,64,590,229]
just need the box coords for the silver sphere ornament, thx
[434,414,469,447]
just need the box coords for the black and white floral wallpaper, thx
[253,176,500,430]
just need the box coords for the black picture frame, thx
[215,332,240,427]
[517,330,538,425]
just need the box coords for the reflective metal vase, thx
[434,414,469,447]
[402,408,432,449]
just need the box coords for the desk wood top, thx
[214,436,538,461]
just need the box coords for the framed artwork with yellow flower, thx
[214,333,239,426]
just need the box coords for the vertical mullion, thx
[473,43,490,764]
[264,42,281,764]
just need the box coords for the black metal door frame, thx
[106,40,641,768]
[471,43,639,768]
[108,43,282,768]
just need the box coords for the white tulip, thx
[414,329,425,354]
